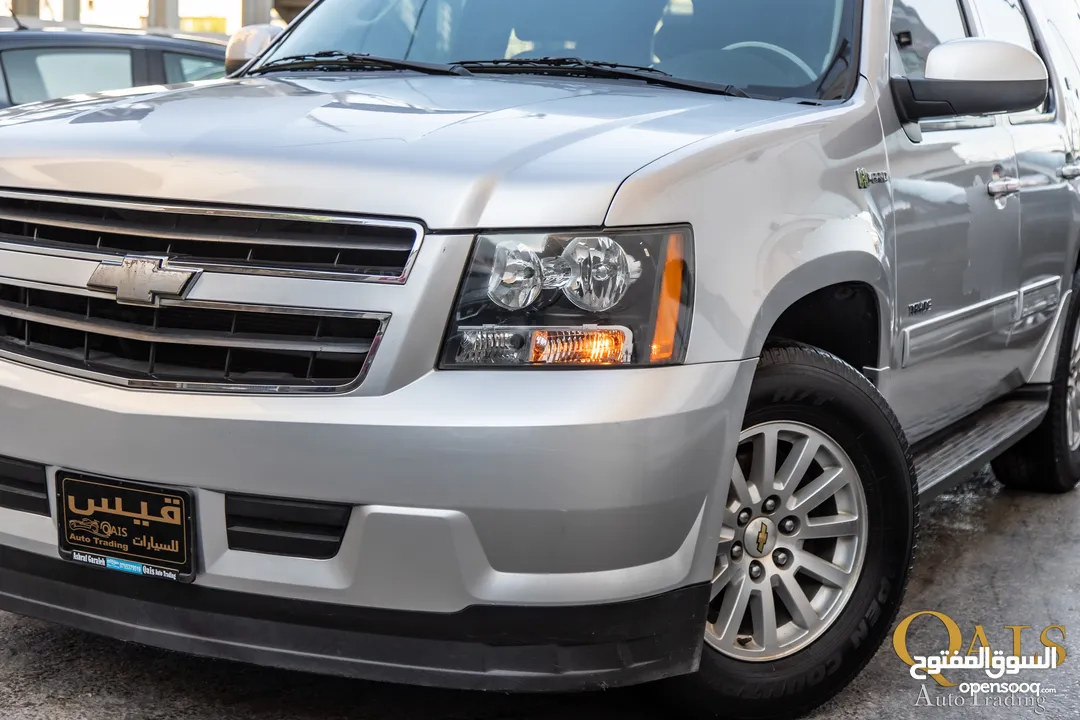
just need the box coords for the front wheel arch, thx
[745,251,893,373]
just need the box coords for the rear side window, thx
[1,48,134,105]
[890,0,969,77]
[164,53,226,83]
[968,0,1050,117]
[969,0,1037,53]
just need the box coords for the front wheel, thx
[663,342,918,720]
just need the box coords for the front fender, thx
[605,80,895,366]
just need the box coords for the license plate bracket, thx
[56,472,196,583]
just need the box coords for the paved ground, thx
[0,468,1077,720]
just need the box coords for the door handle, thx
[1060,163,1080,180]
[988,177,1021,197]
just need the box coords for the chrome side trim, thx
[901,291,1019,368]
[0,188,425,285]
[1027,289,1072,384]
[1018,276,1062,319]
[0,276,391,395]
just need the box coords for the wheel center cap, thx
[743,517,778,558]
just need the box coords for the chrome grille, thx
[0,190,424,283]
[0,283,387,392]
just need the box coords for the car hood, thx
[0,74,816,229]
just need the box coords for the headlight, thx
[440,226,693,367]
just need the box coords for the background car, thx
[0,25,227,109]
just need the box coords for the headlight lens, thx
[441,226,693,367]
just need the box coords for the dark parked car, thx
[0,26,227,109]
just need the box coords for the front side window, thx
[164,53,227,83]
[257,0,859,101]
[1,48,134,105]
[890,0,969,77]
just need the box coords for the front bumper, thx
[0,545,710,691]
[0,355,755,687]
[0,358,756,690]
[0,357,754,609]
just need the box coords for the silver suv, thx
[0,1,1076,718]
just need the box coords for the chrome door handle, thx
[1060,163,1080,180]
[988,177,1021,197]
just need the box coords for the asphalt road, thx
[1,468,1077,720]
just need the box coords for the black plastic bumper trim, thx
[0,546,708,692]
[0,455,48,516]
[225,494,351,559]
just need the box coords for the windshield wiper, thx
[453,57,751,98]
[250,51,472,76]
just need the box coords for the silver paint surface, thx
[0,0,1076,616]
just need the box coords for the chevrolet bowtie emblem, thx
[756,521,769,555]
[87,256,200,307]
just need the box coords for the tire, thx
[659,342,918,720]
[991,269,1080,494]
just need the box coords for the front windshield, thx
[257,0,859,101]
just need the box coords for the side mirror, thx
[891,38,1048,123]
[225,24,285,75]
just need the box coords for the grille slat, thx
[0,283,384,391]
[0,298,374,354]
[0,190,422,281]
[0,206,415,251]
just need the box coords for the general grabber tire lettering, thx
[658,342,918,720]
[991,268,1080,494]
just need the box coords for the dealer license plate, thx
[57,472,195,583]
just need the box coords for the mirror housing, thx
[225,24,285,75]
[891,38,1048,123]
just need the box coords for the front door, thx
[883,0,1024,442]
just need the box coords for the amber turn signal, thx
[530,327,632,365]
[650,233,686,363]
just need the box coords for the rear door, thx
[967,0,1076,369]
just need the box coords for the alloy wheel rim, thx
[705,421,869,662]
[1068,319,1080,452]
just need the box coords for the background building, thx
[0,0,313,34]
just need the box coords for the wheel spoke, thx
[712,575,752,647]
[751,587,779,650]
[729,458,755,507]
[797,553,851,589]
[774,435,820,499]
[790,466,848,514]
[748,427,778,498]
[1069,399,1076,445]
[799,514,860,540]
[711,559,741,599]
[777,572,819,631]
